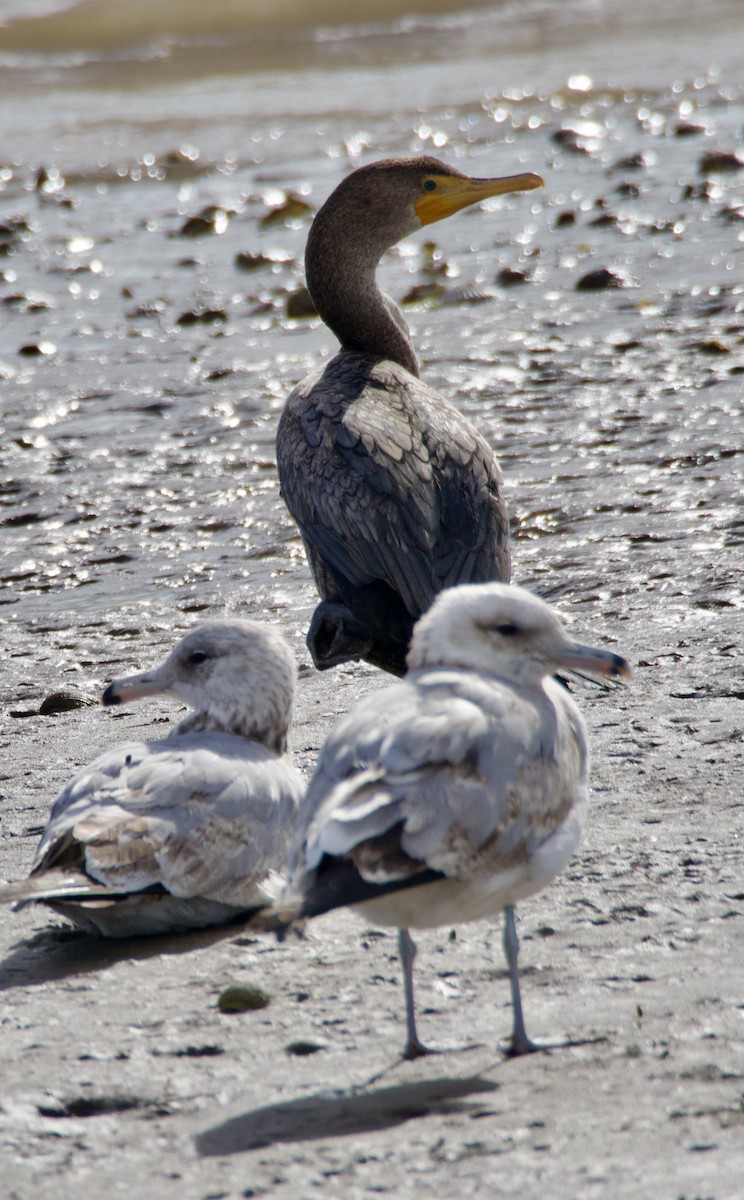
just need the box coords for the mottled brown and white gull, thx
[0,620,304,937]
[272,583,630,1058]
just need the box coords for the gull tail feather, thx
[0,869,128,908]
[248,859,445,939]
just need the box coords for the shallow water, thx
[0,0,742,692]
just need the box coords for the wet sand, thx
[1,3,744,1197]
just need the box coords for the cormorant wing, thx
[277,355,510,621]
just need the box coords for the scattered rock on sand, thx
[38,690,96,715]
[260,194,314,227]
[285,287,318,318]
[576,267,625,290]
[699,150,743,174]
[217,983,271,1013]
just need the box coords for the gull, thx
[273,582,630,1057]
[0,621,304,937]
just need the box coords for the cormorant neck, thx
[305,205,420,378]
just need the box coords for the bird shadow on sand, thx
[0,919,254,991]
[196,1073,501,1156]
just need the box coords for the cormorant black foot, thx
[307,601,374,670]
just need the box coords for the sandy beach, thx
[1,1,743,1196]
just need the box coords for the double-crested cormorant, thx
[277,155,543,675]
[0,622,303,936]
[273,582,631,1058]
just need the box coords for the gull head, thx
[407,583,631,686]
[101,620,297,753]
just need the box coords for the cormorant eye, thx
[422,178,437,192]
[493,623,520,638]
[188,650,209,666]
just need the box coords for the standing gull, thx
[277,156,543,676]
[0,621,304,937]
[272,583,630,1057]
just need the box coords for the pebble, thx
[38,691,96,715]
[176,306,228,326]
[401,281,447,305]
[285,287,318,318]
[235,251,273,271]
[285,1040,326,1056]
[217,984,271,1013]
[699,150,743,174]
[576,267,625,291]
[18,341,57,357]
[260,195,314,227]
[496,267,529,286]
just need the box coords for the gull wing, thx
[3,731,302,909]
[291,672,586,896]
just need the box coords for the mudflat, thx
[1,4,743,1197]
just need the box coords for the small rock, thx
[699,150,743,175]
[553,210,576,229]
[35,166,65,194]
[285,287,318,319]
[156,147,201,177]
[613,152,649,171]
[39,691,96,715]
[3,292,51,312]
[717,204,744,224]
[260,194,314,227]
[576,267,624,291]
[0,217,31,239]
[18,340,57,357]
[38,1093,143,1118]
[401,281,447,305]
[176,306,227,326]
[217,983,270,1013]
[496,267,529,286]
[178,215,214,237]
[170,1044,225,1058]
[681,180,716,201]
[235,251,273,271]
[178,207,229,237]
[550,129,589,153]
[673,121,706,137]
[3,509,44,526]
[285,1039,326,1056]
[126,301,165,319]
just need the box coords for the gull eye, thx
[493,622,519,638]
[422,178,437,192]
[188,650,209,666]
